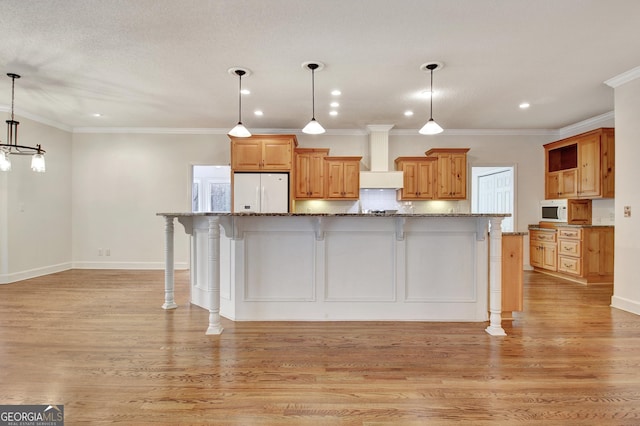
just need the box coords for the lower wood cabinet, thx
[529,229,557,271]
[530,225,614,284]
[502,234,524,316]
[556,226,614,283]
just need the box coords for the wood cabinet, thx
[425,148,469,200]
[556,226,614,283]
[567,199,592,225]
[544,128,614,199]
[294,148,329,199]
[529,229,557,271]
[394,157,437,200]
[502,234,524,316]
[325,156,361,199]
[230,134,297,171]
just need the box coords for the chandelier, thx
[0,73,46,172]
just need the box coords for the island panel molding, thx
[157,212,509,336]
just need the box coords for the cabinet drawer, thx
[558,240,581,257]
[558,228,582,240]
[531,231,556,242]
[558,255,581,275]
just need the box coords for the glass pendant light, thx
[31,153,46,172]
[0,150,11,171]
[228,68,251,138]
[302,62,325,135]
[419,62,444,135]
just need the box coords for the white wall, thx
[610,76,640,315]
[71,132,230,269]
[0,116,72,283]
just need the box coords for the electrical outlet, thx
[624,206,631,217]
[98,248,103,256]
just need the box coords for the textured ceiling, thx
[1,0,639,133]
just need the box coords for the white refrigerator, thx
[233,173,289,213]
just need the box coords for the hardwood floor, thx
[1,270,639,425]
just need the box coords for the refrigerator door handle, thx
[261,185,266,211]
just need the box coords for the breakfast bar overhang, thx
[157,213,509,336]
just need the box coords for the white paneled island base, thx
[157,213,508,336]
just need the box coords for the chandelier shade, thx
[0,73,46,172]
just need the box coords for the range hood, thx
[359,124,404,189]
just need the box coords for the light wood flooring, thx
[1,270,639,425]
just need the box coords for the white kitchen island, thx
[157,212,509,336]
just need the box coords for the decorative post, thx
[162,215,178,310]
[206,216,224,335]
[486,216,506,336]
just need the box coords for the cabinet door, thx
[325,159,360,199]
[530,243,543,268]
[232,140,263,170]
[416,160,436,199]
[577,133,601,197]
[397,160,436,200]
[342,161,360,198]
[547,170,577,198]
[400,162,419,198]
[294,151,326,199]
[436,153,467,199]
[542,242,557,271]
[325,161,345,198]
[262,139,293,170]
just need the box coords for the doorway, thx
[471,166,515,232]
[191,165,231,212]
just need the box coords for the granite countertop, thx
[158,212,512,218]
[503,232,528,236]
[528,223,614,230]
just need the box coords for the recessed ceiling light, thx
[329,110,338,116]
[404,111,414,117]
[92,113,102,117]
[330,102,340,108]
[519,102,530,109]
[254,110,263,116]
[331,90,341,96]
[240,89,250,95]
[419,90,433,98]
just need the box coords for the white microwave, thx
[540,199,568,222]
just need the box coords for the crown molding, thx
[605,66,640,88]
[1,105,614,138]
[0,105,72,132]
[390,128,557,137]
[557,111,615,138]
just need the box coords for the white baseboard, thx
[71,261,189,270]
[0,261,188,284]
[0,262,72,284]
[611,295,640,316]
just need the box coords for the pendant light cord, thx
[238,72,243,123]
[10,75,15,121]
[429,68,434,120]
[311,67,316,119]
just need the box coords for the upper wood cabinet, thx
[325,156,361,199]
[425,148,470,200]
[230,134,297,171]
[544,128,614,199]
[294,148,329,199]
[394,157,437,200]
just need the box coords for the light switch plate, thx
[624,206,631,217]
